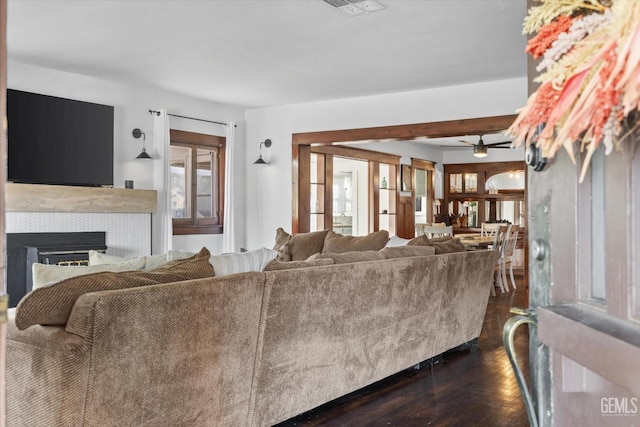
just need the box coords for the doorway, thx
[332,157,368,236]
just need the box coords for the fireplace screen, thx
[7,232,107,307]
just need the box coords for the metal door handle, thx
[503,307,539,427]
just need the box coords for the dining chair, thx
[490,224,511,295]
[481,222,500,238]
[421,225,453,238]
[501,226,520,291]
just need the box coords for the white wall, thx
[245,77,528,249]
[8,61,247,255]
[9,61,528,254]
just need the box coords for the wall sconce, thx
[254,138,272,164]
[132,128,152,159]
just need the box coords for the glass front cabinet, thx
[443,161,526,232]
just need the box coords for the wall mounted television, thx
[7,89,114,187]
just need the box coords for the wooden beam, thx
[292,114,518,145]
[311,144,401,164]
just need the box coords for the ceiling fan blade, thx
[486,141,512,147]
[488,146,513,149]
[458,140,475,146]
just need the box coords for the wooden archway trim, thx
[292,114,519,233]
[292,114,518,145]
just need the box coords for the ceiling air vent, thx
[322,0,386,16]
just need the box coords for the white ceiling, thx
[7,0,528,110]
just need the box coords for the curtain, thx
[152,109,172,254]
[222,121,238,253]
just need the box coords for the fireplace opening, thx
[7,232,107,307]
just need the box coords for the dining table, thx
[458,235,495,250]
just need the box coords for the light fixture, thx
[322,0,386,16]
[254,139,272,165]
[473,144,488,158]
[132,128,152,159]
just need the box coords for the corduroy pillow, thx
[273,228,329,261]
[322,230,389,254]
[380,245,436,259]
[263,258,334,271]
[15,247,214,330]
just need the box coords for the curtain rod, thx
[148,110,236,127]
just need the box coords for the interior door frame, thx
[291,114,517,233]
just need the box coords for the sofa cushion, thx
[407,235,467,254]
[210,247,277,276]
[15,247,214,330]
[321,230,389,254]
[311,250,386,264]
[273,228,329,261]
[32,256,147,290]
[380,245,436,259]
[263,258,334,271]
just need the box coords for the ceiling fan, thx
[458,135,512,158]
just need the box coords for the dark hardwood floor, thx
[276,277,530,427]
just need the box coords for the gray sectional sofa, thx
[6,234,497,426]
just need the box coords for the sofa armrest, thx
[7,309,90,426]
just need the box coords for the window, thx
[170,129,225,235]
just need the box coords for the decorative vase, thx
[381,177,387,189]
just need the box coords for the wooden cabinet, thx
[444,161,526,233]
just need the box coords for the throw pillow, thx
[312,250,386,264]
[167,249,197,261]
[88,250,169,271]
[385,235,410,247]
[380,245,436,259]
[430,239,467,254]
[407,235,466,254]
[88,250,131,265]
[263,258,334,271]
[209,247,277,277]
[322,230,389,254]
[32,256,146,290]
[272,228,329,261]
[16,247,214,330]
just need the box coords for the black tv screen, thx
[7,89,114,187]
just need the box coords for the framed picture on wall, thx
[401,165,412,192]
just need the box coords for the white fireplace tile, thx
[6,212,150,258]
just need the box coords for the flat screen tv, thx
[7,89,114,187]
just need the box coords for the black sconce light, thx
[132,128,152,159]
[254,138,272,164]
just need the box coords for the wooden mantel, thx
[5,183,157,214]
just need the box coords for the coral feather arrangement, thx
[508,0,640,181]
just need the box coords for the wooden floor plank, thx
[276,279,530,427]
